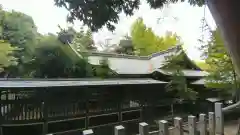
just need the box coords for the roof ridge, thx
[79,44,182,60]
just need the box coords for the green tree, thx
[0,7,113,79]
[161,31,180,50]
[163,48,198,100]
[131,18,156,55]
[20,33,114,78]
[166,70,198,100]
[23,34,94,78]
[71,28,96,52]
[114,35,135,55]
[95,59,113,78]
[28,47,92,78]
[57,27,87,62]
[131,18,180,55]
[202,28,238,99]
[163,51,199,70]
[195,61,210,70]
[0,8,39,77]
[57,26,76,44]
[0,40,18,72]
[54,0,204,31]
[0,9,38,60]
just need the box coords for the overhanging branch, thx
[223,100,240,113]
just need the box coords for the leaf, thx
[130,18,179,56]
[201,28,239,98]
[54,0,204,31]
[0,40,18,71]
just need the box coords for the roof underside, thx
[0,77,207,88]
[155,69,208,77]
[0,78,168,88]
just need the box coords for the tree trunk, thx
[207,1,240,134]
[207,0,240,109]
[207,0,240,77]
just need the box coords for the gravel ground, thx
[224,120,239,135]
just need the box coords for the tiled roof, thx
[79,44,181,60]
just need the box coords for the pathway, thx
[224,120,238,135]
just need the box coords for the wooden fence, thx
[81,103,224,135]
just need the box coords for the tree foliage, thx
[0,9,38,61]
[94,59,114,78]
[202,28,238,98]
[0,8,39,76]
[163,48,198,100]
[195,61,210,70]
[166,70,198,100]
[162,50,199,70]
[0,40,18,72]
[114,35,135,55]
[130,18,180,55]
[26,43,93,78]
[57,26,76,44]
[71,28,96,52]
[20,33,110,78]
[0,7,113,78]
[54,0,204,31]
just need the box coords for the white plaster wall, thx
[86,48,181,74]
[87,56,151,74]
[150,51,180,70]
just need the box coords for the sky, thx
[1,0,216,61]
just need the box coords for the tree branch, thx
[223,101,240,113]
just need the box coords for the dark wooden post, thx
[85,89,90,129]
[140,103,143,121]
[42,89,48,135]
[118,88,122,123]
[118,101,122,123]
[0,90,3,135]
